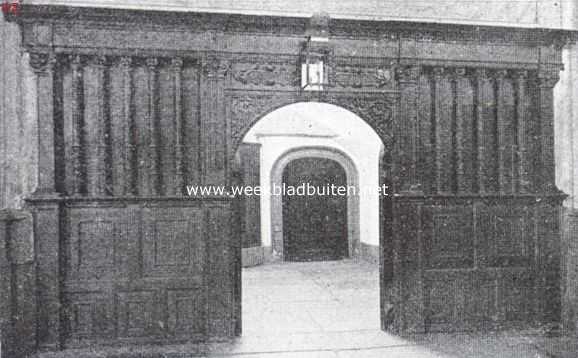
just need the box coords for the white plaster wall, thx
[243,102,383,248]
[554,0,578,209]
[0,14,38,209]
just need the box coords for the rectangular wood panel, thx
[422,206,474,269]
[64,204,209,346]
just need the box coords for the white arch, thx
[243,102,384,261]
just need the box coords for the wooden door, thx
[282,158,348,261]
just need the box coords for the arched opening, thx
[270,147,360,261]
[235,101,387,337]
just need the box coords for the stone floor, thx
[33,260,578,358]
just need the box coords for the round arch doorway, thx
[282,157,348,261]
[270,147,360,261]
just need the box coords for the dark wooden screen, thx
[238,143,261,249]
[15,6,568,350]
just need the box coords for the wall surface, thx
[555,0,578,335]
[0,13,37,209]
[25,0,570,29]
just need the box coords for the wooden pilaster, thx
[495,69,508,194]
[514,70,529,193]
[396,65,421,193]
[536,68,560,193]
[201,54,229,187]
[171,57,185,196]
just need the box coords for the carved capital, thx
[68,54,82,71]
[537,70,560,88]
[451,67,467,81]
[474,68,488,80]
[146,57,159,70]
[432,67,445,79]
[493,69,509,81]
[170,57,184,72]
[89,55,107,68]
[119,56,133,69]
[29,52,56,74]
[396,65,420,84]
[202,56,230,79]
[513,69,528,81]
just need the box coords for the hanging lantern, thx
[301,35,329,91]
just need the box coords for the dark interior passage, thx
[282,157,348,262]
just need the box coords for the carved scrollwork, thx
[229,94,277,146]
[232,63,299,87]
[335,65,394,89]
[228,91,395,153]
[334,96,394,147]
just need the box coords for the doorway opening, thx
[282,157,348,262]
[234,101,386,338]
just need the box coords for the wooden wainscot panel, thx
[476,204,534,268]
[425,270,497,331]
[141,207,205,279]
[66,291,113,343]
[64,203,209,346]
[393,201,424,333]
[422,205,474,270]
[116,290,157,339]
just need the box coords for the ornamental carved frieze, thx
[227,90,396,153]
[231,62,300,88]
[334,65,394,89]
[331,95,395,147]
